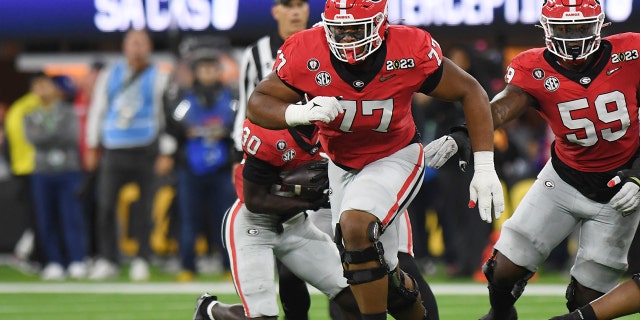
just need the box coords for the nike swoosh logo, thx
[379,74,396,82]
[607,67,621,76]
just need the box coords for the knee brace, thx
[387,269,420,315]
[334,221,388,284]
[483,251,533,311]
[565,277,604,312]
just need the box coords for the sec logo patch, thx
[282,149,296,162]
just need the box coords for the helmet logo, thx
[334,14,354,20]
[315,71,332,86]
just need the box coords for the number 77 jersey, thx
[506,32,640,172]
[275,25,444,170]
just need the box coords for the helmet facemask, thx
[322,3,387,65]
[540,0,604,64]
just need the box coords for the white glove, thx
[608,170,640,216]
[469,151,505,223]
[424,135,458,169]
[284,96,343,126]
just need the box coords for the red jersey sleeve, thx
[504,48,547,95]
[242,119,288,168]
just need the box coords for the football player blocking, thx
[424,1,640,320]
[246,0,504,319]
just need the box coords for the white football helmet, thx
[540,0,604,63]
[321,0,388,65]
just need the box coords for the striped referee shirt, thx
[232,33,285,153]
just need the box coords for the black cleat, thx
[548,310,586,320]
[479,307,518,320]
[193,293,218,320]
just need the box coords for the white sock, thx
[206,300,219,320]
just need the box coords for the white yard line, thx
[0,282,565,296]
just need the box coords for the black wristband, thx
[577,304,597,320]
[448,125,472,172]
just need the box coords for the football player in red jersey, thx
[192,117,437,320]
[192,120,362,320]
[423,1,640,319]
[246,0,505,319]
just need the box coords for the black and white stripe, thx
[232,34,284,152]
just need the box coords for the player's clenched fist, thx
[285,96,344,126]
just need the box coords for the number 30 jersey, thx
[234,119,323,203]
[275,25,444,170]
[506,33,640,172]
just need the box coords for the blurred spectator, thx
[24,74,87,280]
[75,61,105,168]
[85,29,173,281]
[73,60,105,259]
[0,103,10,181]
[164,47,236,282]
[5,88,39,176]
[5,76,45,273]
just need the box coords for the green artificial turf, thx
[0,265,637,319]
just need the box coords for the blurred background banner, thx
[0,0,637,44]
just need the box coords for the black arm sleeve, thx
[418,63,444,95]
[242,155,280,186]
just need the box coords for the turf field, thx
[0,292,572,320]
[0,265,637,320]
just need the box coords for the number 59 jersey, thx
[506,32,640,172]
[275,25,444,170]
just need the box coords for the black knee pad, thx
[387,269,420,315]
[565,277,579,312]
[483,251,533,312]
[633,273,640,289]
[565,277,604,312]
[334,221,388,284]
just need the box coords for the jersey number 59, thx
[558,91,630,147]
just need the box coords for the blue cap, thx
[51,75,77,100]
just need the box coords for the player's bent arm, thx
[490,84,535,129]
[428,58,493,152]
[591,274,640,319]
[243,178,320,216]
[246,72,305,130]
